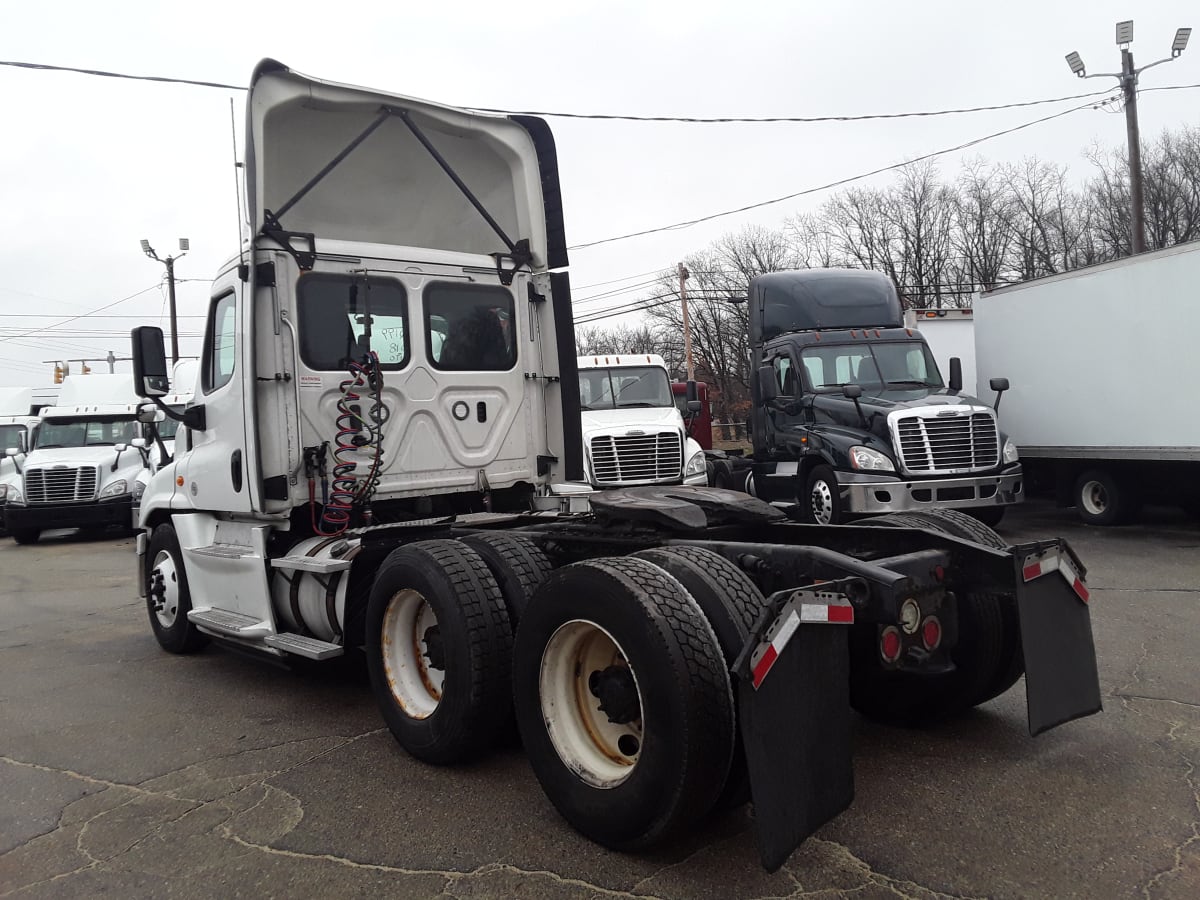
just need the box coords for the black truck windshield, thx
[579,366,673,409]
[35,417,137,449]
[800,341,944,392]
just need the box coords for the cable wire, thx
[568,94,1121,251]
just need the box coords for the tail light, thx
[880,626,903,663]
[922,616,942,651]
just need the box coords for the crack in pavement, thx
[1115,697,1200,899]
[802,839,984,900]
[1113,692,1200,711]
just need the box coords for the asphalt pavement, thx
[1,501,1198,899]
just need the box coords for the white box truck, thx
[974,240,1200,524]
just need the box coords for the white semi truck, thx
[577,354,707,489]
[0,387,41,535]
[126,60,1101,872]
[3,374,154,543]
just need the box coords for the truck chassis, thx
[138,485,1100,871]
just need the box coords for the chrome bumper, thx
[841,468,1023,514]
[135,530,148,598]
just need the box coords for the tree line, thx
[575,123,1200,426]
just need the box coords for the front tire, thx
[11,528,40,545]
[514,557,734,850]
[803,465,845,525]
[966,505,1005,527]
[365,540,513,765]
[146,524,208,654]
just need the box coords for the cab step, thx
[190,544,254,560]
[270,555,352,574]
[188,607,273,638]
[264,633,344,660]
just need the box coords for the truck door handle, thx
[231,450,243,493]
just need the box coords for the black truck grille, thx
[590,432,683,485]
[25,466,100,503]
[893,412,999,475]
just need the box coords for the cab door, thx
[178,277,254,513]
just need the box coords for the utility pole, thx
[677,262,695,381]
[1065,21,1191,256]
[140,238,190,363]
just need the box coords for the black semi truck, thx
[747,269,1023,526]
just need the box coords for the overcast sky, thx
[0,0,1195,387]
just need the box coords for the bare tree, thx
[952,159,1015,295]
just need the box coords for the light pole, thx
[1065,21,1191,255]
[677,262,695,381]
[140,238,190,363]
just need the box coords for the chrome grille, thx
[25,466,99,503]
[590,432,683,485]
[892,411,999,475]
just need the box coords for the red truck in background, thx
[671,381,751,489]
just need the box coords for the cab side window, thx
[202,292,237,394]
[425,284,516,372]
[773,355,798,396]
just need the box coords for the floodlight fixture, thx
[1115,20,1134,47]
[178,238,190,251]
[140,239,157,259]
[1065,51,1086,76]
[1173,27,1191,57]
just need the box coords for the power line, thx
[0,58,1148,127]
[5,284,162,342]
[567,93,1128,251]
[471,88,1118,123]
[572,268,670,291]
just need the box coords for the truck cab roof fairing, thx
[244,60,565,270]
[749,269,903,348]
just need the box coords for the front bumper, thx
[4,495,134,531]
[841,467,1023,514]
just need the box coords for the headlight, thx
[849,446,895,472]
[132,480,146,500]
[684,451,706,477]
[99,479,128,498]
[1002,438,1019,464]
[2,484,21,504]
[0,484,7,501]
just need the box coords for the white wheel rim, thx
[539,620,643,789]
[811,479,835,524]
[151,550,181,628]
[1080,480,1108,516]
[381,589,444,719]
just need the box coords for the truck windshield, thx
[800,341,943,393]
[0,424,25,453]
[156,409,184,441]
[34,417,137,449]
[579,367,673,410]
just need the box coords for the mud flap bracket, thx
[732,582,860,872]
[1016,541,1102,736]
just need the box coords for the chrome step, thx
[188,608,273,638]
[270,555,352,574]
[190,544,254,560]
[264,633,344,660]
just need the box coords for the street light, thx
[140,238,189,363]
[1063,19,1191,254]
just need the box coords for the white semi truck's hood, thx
[581,406,683,439]
[245,60,559,267]
[25,446,147,481]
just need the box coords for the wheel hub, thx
[811,480,834,524]
[381,589,444,719]
[588,664,641,724]
[149,550,180,628]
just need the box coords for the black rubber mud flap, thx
[733,587,857,872]
[1015,540,1102,736]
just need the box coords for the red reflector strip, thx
[1058,556,1090,603]
[1022,552,1059,582]
[751,644,779,689]
[799,603,855,624]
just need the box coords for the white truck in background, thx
[906,308,978,397]
[577,354,707,489]
[970,240,1200,524]
[3,374,154,543]
[0,387,41,535]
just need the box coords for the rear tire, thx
[802,465,845,525]
[1074,469,1139,526]
[459,532,552,628]
[633,546,763,809]
[11,528,40,545]
[513,557,734,850]
[365,539,513,765]
[146,524,208,654]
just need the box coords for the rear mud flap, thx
[1016,542,1102,736]
[733,588,857,872]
